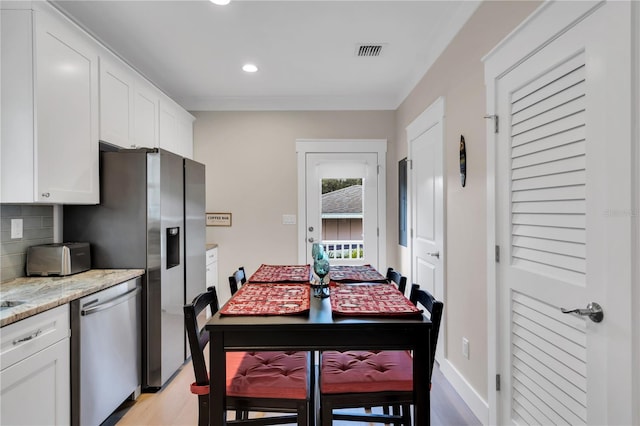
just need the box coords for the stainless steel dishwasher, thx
[71,277,142,426]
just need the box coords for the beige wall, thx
[193,111,396,303]
[394,0,541,403]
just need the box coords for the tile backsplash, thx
[1,205,54,282]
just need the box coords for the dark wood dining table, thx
[205,266,432,426]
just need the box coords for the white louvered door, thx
[494,2,634,425]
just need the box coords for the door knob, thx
[561,302,604,323]
[427,251,440,259]
[308,237,314,243]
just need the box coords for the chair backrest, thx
[386,267,407,294]
[228,266,247,295]
[184,287,220,388]
[409,283,443,383]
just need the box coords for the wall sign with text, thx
[206,213,232,227]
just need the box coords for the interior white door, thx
[492,2,634,424]
[407,98,444,304]
[304,152,379,267]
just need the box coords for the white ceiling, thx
[52,0,481,111]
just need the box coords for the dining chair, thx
[386,267,407,295]
[228,266,247,295]
[184,286,313,426]
[319,284,443,426]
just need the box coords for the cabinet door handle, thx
[13,329,42,345]
[41,192,50,198]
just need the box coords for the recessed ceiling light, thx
[209,0,230,5]
[242,64,258,73]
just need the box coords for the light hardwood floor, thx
[105,357,480,426]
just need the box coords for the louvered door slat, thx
[511,186,585,203]
[513,369,585,424]
[512,156,585,181]
[512,141,585,169]
[513,347,587,398]
[512,213,585,229]
[513,301,586,346]
[512,53,585,107]
[512,69,585,118]
[512,338,587,389]
[512,224,585,243]
[513,397,551,426]
[512,126,585,158]
[513,235,585,262]
[512,170,586,192]
[513,358,587,420]
[512,97,585,137]
[512,258,586,285]
[511,200,586,214]
[513,313,586,359]
[512,112,585,147]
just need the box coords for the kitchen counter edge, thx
[0,269,145,327]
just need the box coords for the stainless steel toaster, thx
[26,242,91,276]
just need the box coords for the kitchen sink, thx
[0,300,26,310]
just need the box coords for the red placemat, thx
[220,283,310,316]
[248,264,311,283]
[329,264,387,283]
[330,282,422,317]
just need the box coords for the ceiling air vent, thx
[355,43,385,57]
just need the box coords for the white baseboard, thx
[440,359,489,425]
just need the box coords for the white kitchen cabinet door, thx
[159,97,179,155]
[176,108,194,159]
[1,6,99,204]
[34,6,99,204]
[206,247,218,293]
[133,78,160,149]
[99,55,135,149]
[159,96,194,158]
[0,338,70,426]
[0,305,70,426]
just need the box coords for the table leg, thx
[413,335,431,426]
[210,331,226,426]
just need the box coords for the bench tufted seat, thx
[320,350,413,394]
[227,351,309,399]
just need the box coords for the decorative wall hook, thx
[459,135,466,187]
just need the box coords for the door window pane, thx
[321,178,364,260]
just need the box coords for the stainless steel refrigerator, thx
[64,147,206,390]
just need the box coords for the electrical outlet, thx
[11,219,23,239]
[462,337,470,360]
[282,214,296,225]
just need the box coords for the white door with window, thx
[485,2,634,424]
[296,140,386,268]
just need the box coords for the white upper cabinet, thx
[159,95,194,159]
[99,55,135,149]
[1,5,99,204]
[99,52,162,151]
[133,78,160,150]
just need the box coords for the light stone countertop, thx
[0,269,145,327]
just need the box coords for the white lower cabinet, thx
[0,305,70,425]
[206,246,219,293]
